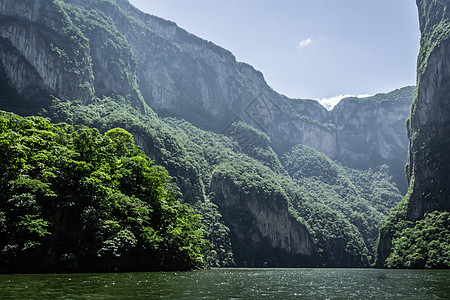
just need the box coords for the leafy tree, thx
[385,211,450,268]
[0,112,207,272]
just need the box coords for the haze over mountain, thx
[129,0,420,105]
[1,0,446,271]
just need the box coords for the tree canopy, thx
[0,112,207,272]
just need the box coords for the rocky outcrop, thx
[0,0,148,113]
[332,87,414,192]
[0,0,94,111]
[0,0,413,182]
[404,0,450,220]
[376,0,450,267]
[210,174,316,267]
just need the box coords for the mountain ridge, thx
[0,0,416,269]
[0,0,413,183]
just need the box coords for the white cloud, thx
[318,94,371,110]
[298,38,312,48]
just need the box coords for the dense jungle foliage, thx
[384,210,450,268]
[0,91,405,269]
[0,112,207,272]
[0,0,417,270]
[282,145,402,260]
[377,193,450,269]
[165,116,404,266]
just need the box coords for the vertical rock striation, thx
[0,0,95,111]
[405,0,450,219]
[210,175,316,267]
[376,0,450,267]
[331,87,414,192]
[0,0,413,182]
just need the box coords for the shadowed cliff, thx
[376,0,450,269]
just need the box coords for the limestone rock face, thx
[376,0,450,267]
[404,0,450,219]
[0,0,147,113]
[331,87,413,191]
[0,0,412,180]
[210,175,316,267]
[0,0,94,111]
[113,1,413,183]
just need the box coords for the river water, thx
[0,268,449,299]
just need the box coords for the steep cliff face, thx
[0,0,412,180]
[0,0,94,111]
[332,87,414,192]
[0,0,146,113]
[110,0,413,183]
[376,0,450,268]
[0,0,410,268]
[211,175,316,267]
[405,0,450,219]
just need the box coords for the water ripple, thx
[0,268,449,299]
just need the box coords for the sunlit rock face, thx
[0,0,412,182]
[331,87,414,192]
[116,4,413,188]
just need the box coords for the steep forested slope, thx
[0,112,207,272]
[0,0,412,269]
[283,145,401,259]
[26,94,401,267]
[0,0,413,183]
[376,0,450,268]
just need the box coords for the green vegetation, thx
[338,86,415,106]
[49,0,95,98]
[375,0,450,269]
[0,0,413,270]
[385,211,450,268]
[164,116,400,266]
[0,112,207,272]
[212,156,370,267]
[282,145,402,262]
[223,121,286,174]
[47,96,236,267]
[1,91,405,268]
[59,1,146,109]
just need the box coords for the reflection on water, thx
[0,268,449,299]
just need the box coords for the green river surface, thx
[0,268,449,299]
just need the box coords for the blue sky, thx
[129,0,420,108]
